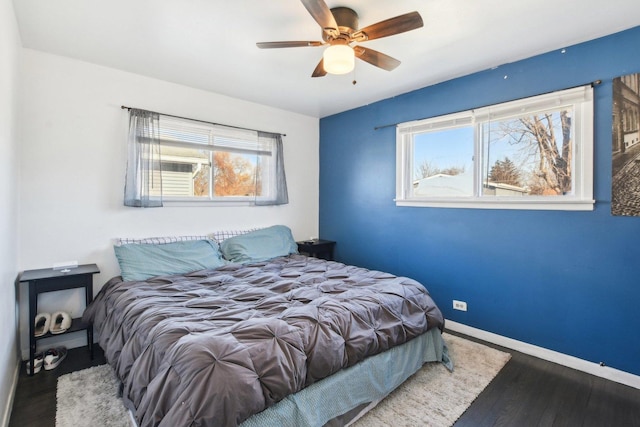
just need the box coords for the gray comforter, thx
[84,255,444,427]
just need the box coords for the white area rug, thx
[56,364,131,427]
[56,333,510,427]
[353,333,511,426]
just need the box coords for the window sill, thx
[162,199,254,207]
[395,198,595,211]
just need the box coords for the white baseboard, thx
[2,361,20,427]
[446,320,640,390]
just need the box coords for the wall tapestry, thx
[612,72,640,216]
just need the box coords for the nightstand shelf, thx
[19,263,100,376]
[297,239,336,261]
[33,317,89,341]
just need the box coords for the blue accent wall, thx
[319,26,640,376]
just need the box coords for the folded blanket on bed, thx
[84,255,444,427]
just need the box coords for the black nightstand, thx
[297,239,336,261]
[19,263,100,375]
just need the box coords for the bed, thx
[83,226,449,427]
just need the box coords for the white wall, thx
[0,0,21,424]
[18,49,320,356]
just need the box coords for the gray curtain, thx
[124,109,163,207]
[256,132,288,206]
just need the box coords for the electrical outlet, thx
[453,300,467,311]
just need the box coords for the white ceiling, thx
[12,0,640,118]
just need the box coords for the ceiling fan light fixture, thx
[256,2,424,78]
[323,44,354,75]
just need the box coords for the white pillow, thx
[209,228,261,244]
[115,235,211,246]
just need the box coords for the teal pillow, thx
[220,225,298,263]
[114,239,226,281]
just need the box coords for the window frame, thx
[155,116,277,206]
[395,86,595,211]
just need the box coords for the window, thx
[153,116,278,202]
[124,109,288,207]
[396,86,594,210]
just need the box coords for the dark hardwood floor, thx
[8,333,640,426]
[9,346,106,427]
[451,331,640,427]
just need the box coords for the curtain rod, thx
[120,105,286,137]
[373,79,602,131]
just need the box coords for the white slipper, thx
[49,311,72,334]
[44,347,67,370]
[34,313,51,337]
[25,353,44,374]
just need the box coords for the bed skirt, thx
[241,328,452,427]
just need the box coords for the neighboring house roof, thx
[414,172,528,197]
[414,172,474,197]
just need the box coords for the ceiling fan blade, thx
[256,41,324,49]
[354,46,401,71]
[355,11,423,41]
[300,0,338,34]
[311,59,327,77]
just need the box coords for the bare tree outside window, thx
[483,109,573,196]
[416,160,466,180]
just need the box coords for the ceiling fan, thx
[256,0,424,77]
